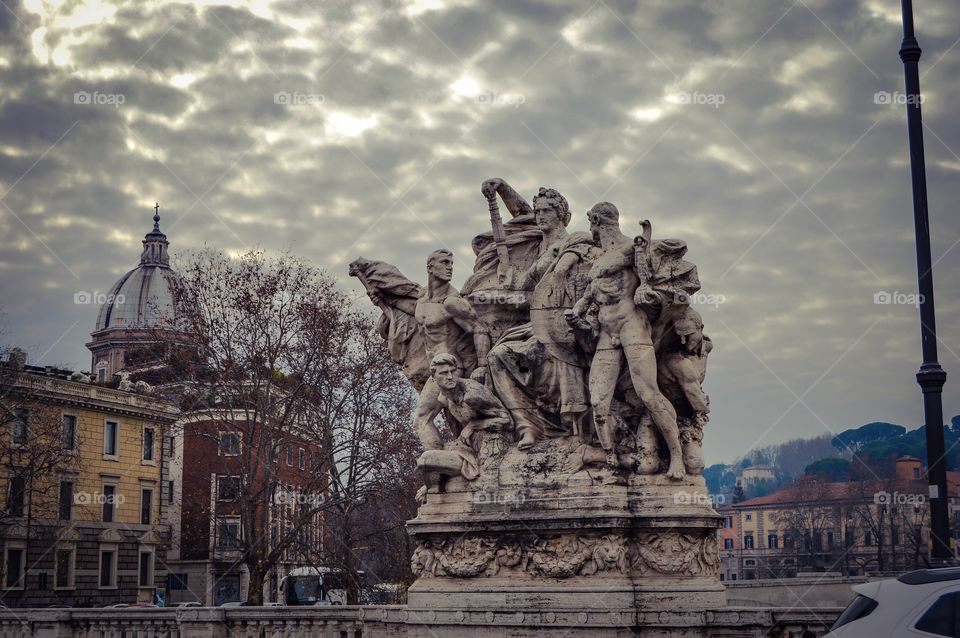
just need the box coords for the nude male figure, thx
[567,202,686,480]
[414,249,491,380]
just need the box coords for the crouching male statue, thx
[414,353,513,503]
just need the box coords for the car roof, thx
[898,567,960,585]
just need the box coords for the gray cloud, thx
[1,0,958,464]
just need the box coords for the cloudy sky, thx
[1,0,958,464]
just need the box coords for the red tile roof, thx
[731,473,960,508]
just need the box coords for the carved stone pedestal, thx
[406,437,724,635]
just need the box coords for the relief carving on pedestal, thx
[410,532,718,579]
[629,533,720,576]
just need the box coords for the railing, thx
[0,605,841,637]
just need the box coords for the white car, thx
[827,567,960,637]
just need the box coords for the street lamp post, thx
[898,0,952,563]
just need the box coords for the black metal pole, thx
[899,0,951,563]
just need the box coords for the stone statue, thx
[353,178,711,484]
[349,257,430,389]
[566,202,686,480]
[484,180,595,450]
[352,176,727,625]
[415,249,491,380]
[413,353,512,502]
[657,306,712,475]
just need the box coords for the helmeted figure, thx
[566,202,688,480]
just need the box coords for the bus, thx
[280,567,354,606]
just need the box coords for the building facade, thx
[0,365,178,607]
[164,413,326,605]
[81,210,329,606]
[719,457,954,581]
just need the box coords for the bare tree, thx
[159,249,422,604]
[160,249,370,604]
[304,320,419,603]
[847,480,893,574]
[776,479,841,572]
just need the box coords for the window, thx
[286,446,293,466]
[7,476,25,517]
[58,480,73,520]
[745,514,752,521]
[767,534,778,549]
[103,421,118,458]
[219,432,240,456]
[915,592,958,636]
[271,441,280,464]
[138,549,154,588]
[102,483,117,522]
[744,559,756,566]
[98,546,117,588]
[831,594,879,631]
[744,534,754,549]
[11,408,29,446]
[731,573,737,581]
[61,414,77,451]
[298,448,305,470]
[827,531,835,549]
[724,516,732,528]
[3,544,25,589]
[168,480,174,503]
[724,538,734,549]
[54,547,75,589]
[217,476,240,502]
[142,427,155,462]
[864,531,873,546]
[914,467,921,479]
[167,573,188,590]
[217,519,241,549]
[891,527,899,546]
[140,487,153,525]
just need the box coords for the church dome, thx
[94,208,179,332]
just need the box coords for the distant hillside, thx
[705,415,960,500]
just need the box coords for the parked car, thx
[219,601,248,608]
[827,566,960,637]
[170,602,202,608]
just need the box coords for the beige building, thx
[0,363,178,607]
[720,457,951,581]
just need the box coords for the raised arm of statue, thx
[481,178,533,217]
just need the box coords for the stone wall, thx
[0,605,842,637]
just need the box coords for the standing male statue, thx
[567,202,686,480]
[415,248,491,379]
